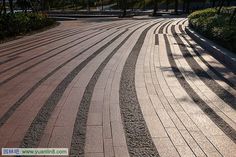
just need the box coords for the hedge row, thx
[0,13,55,39]
[188,7,236,53]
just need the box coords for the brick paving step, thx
[0,17,235,157]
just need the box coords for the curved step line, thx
[0,29,118,86]
[0,20,134,52]
[163,33,236,144]
[0,29,82,57]
[19,29,128,148]
[0,56,20,65]
[0,29,73,53]
[119,22,161,156]
[178,24,236,90]
[5,21,138,59]
[0,28,122,127]
[0,29,105,75]
[69,21,150,156]
[171,25,236,110]
[0,29,62,51]
[158,20,173,34]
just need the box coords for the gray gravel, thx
[20,29,126,148]
[119,22,160,157]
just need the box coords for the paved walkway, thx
[0,17,236,157]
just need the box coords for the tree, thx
[217,0,225,14]
[2,0,6,14]
[87,0,90,12]
[229,8,236,24]
[166,0,169,11]
[186,0,190,13]
[9,0,14,13]
[174,0,179,14]
[153,0,159,16]
[182,0,186,12]
[211,0,217,7]
[120,0,127,17]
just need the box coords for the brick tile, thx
[166,128,187,146]
[85,126,103,153]
[85,153,104,157]
[87,112,103,126]
[114,146,129,157]
[145,115,168,138]
[153,137,180,157]
[111,121,127,147]
[104,139,115,157]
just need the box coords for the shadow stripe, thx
[171,25,236,110]
[0,56,20,65]
[0,21,140,82]
[119,22,160,156]
[0,29,62,51]
[69,21,150,156]
[19,29,128,148]
[0,29,70,53]
[3,21,137,59]
[0,21,135,52]
[0,29,116,86]
[0,29,104,74]
[0,29,83,58]
[163,34,236,144]
[0,29,120,127]
[178,24,236,90]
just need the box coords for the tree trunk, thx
[87,0,90,12]
[24,0,27,13]
[186,0,190,13]
[41,0,45,11]
[101,0,103,11]
[166,0,169,12]
[174,0,178,14]
[217,0,225,15]
[182,0,186,13]
[122,0,126,16]
[212,0,216,7]
[9,0,14,13]
[153,0,158,16]
[3,0,6,14]
[229,8,236,24]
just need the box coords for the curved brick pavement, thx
[0,17,236,157]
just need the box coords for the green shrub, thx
[0,13,55,40]
[188,8,217,20]
[188,7,236,53]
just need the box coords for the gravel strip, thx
[70,22,149,156]
[119,22,160,157]
[0,29,120,128]
[19,29,127,148]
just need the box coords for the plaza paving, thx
[0,17,236,157]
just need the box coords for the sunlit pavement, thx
[0,17,236,157]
